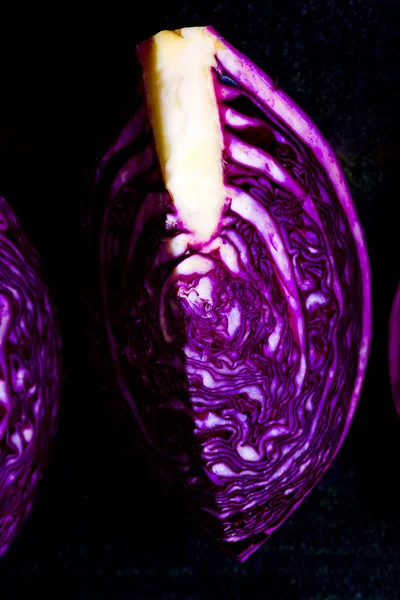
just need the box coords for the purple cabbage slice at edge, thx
[0,197,61,558]
[389,282,400,418]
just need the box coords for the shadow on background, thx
[339,116,400,518]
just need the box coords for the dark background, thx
[0,0,399,597]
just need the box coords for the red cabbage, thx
[98,27,372,560]
[389,282,400,417]
[0,197,61,558]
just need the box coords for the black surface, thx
[0,0,399,597]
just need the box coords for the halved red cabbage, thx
[389,282,400,417]
[98,27,372,561]
[0,197,61,558]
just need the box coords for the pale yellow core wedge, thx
[139,27,225,244]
